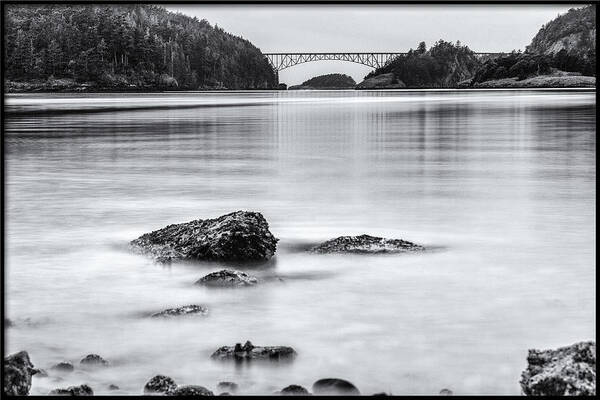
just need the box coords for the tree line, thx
[3,4,277,89]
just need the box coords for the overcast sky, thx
[166,4,577,85]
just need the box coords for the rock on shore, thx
[151,305,208,318]
[472,74,595,88]
[144,375,178,394]
[168,385,214,396]
[311,234,424,254]
[279,384,311,395]
[312,378,360,395]
[4,351,36,396]
[130,211,278,263]
[195,270,258,287]
[211,341,297,362]
[520,341,596,396]
[48,384,94,396]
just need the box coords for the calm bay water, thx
[3,90,596,395]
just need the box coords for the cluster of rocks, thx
[4,339,596,395]
[5,212,594,395]
[211,340,297,362]
[3,352,109,396]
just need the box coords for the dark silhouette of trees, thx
[365,40,479,88]
[4,4,277,89]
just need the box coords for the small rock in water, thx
[168,385,214,396]
[372,393,390,396]
[48,384,94,396]
[312,378,360,395]
[211,340,296,362]
[80,354,108,367]
[4,351,36,396]
[107,384,120,390]
[151,305,208,318]
[439,388,453,395]
[144,375,178,394]
[280,384,311,395]
[196,270,258,288]
[520,340,596,396]
[217,382,238,393]
[219,393,231,396]
[50,362,74,373]
[311,234,424,254]
[130,211,279,263]
[33,368,49,378]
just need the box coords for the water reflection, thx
[4,89,596,395]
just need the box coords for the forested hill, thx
[361,40,480,88]
[289,73,356,89]
[469,5,595,86]
[4,4,277,90]
[527,5,596,56]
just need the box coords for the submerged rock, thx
[196,270,258,288]
[130,211,278,263]
[50,362,74,373]
[107,384,120,390]
[312,378,360,395]
[144,375,178,394]
[80,354,108,367]
[439,388,453,395]
[211,340,296,362]
[34,368,49,378]
[48,384,94,396]
[280,384,311,395]
[311,234,424,254]
[520,340,596,396]
[4,351,36,396]
[168,385,214,396]
[216,382,238,393]
[151,305,208,318]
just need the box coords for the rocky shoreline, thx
[4,211,595,396]
[4,341,596,395]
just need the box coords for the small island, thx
[288,73,356,90]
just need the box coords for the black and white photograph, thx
[1,0,596,396]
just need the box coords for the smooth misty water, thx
[3,90,596,395]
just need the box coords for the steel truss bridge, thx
[264,52,508,71]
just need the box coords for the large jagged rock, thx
[144,375,177,394]
[211,340,296,362]
[151,305,208,318]
[311,234,424,254]
[195,270,258,288]
[4,351,36,396]
[48,384,94,396]
[168,385,214,396]
[520,341,596,396]
[130,211,278,263]
[312,378,360,395]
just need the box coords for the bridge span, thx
[264,52,508,71]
